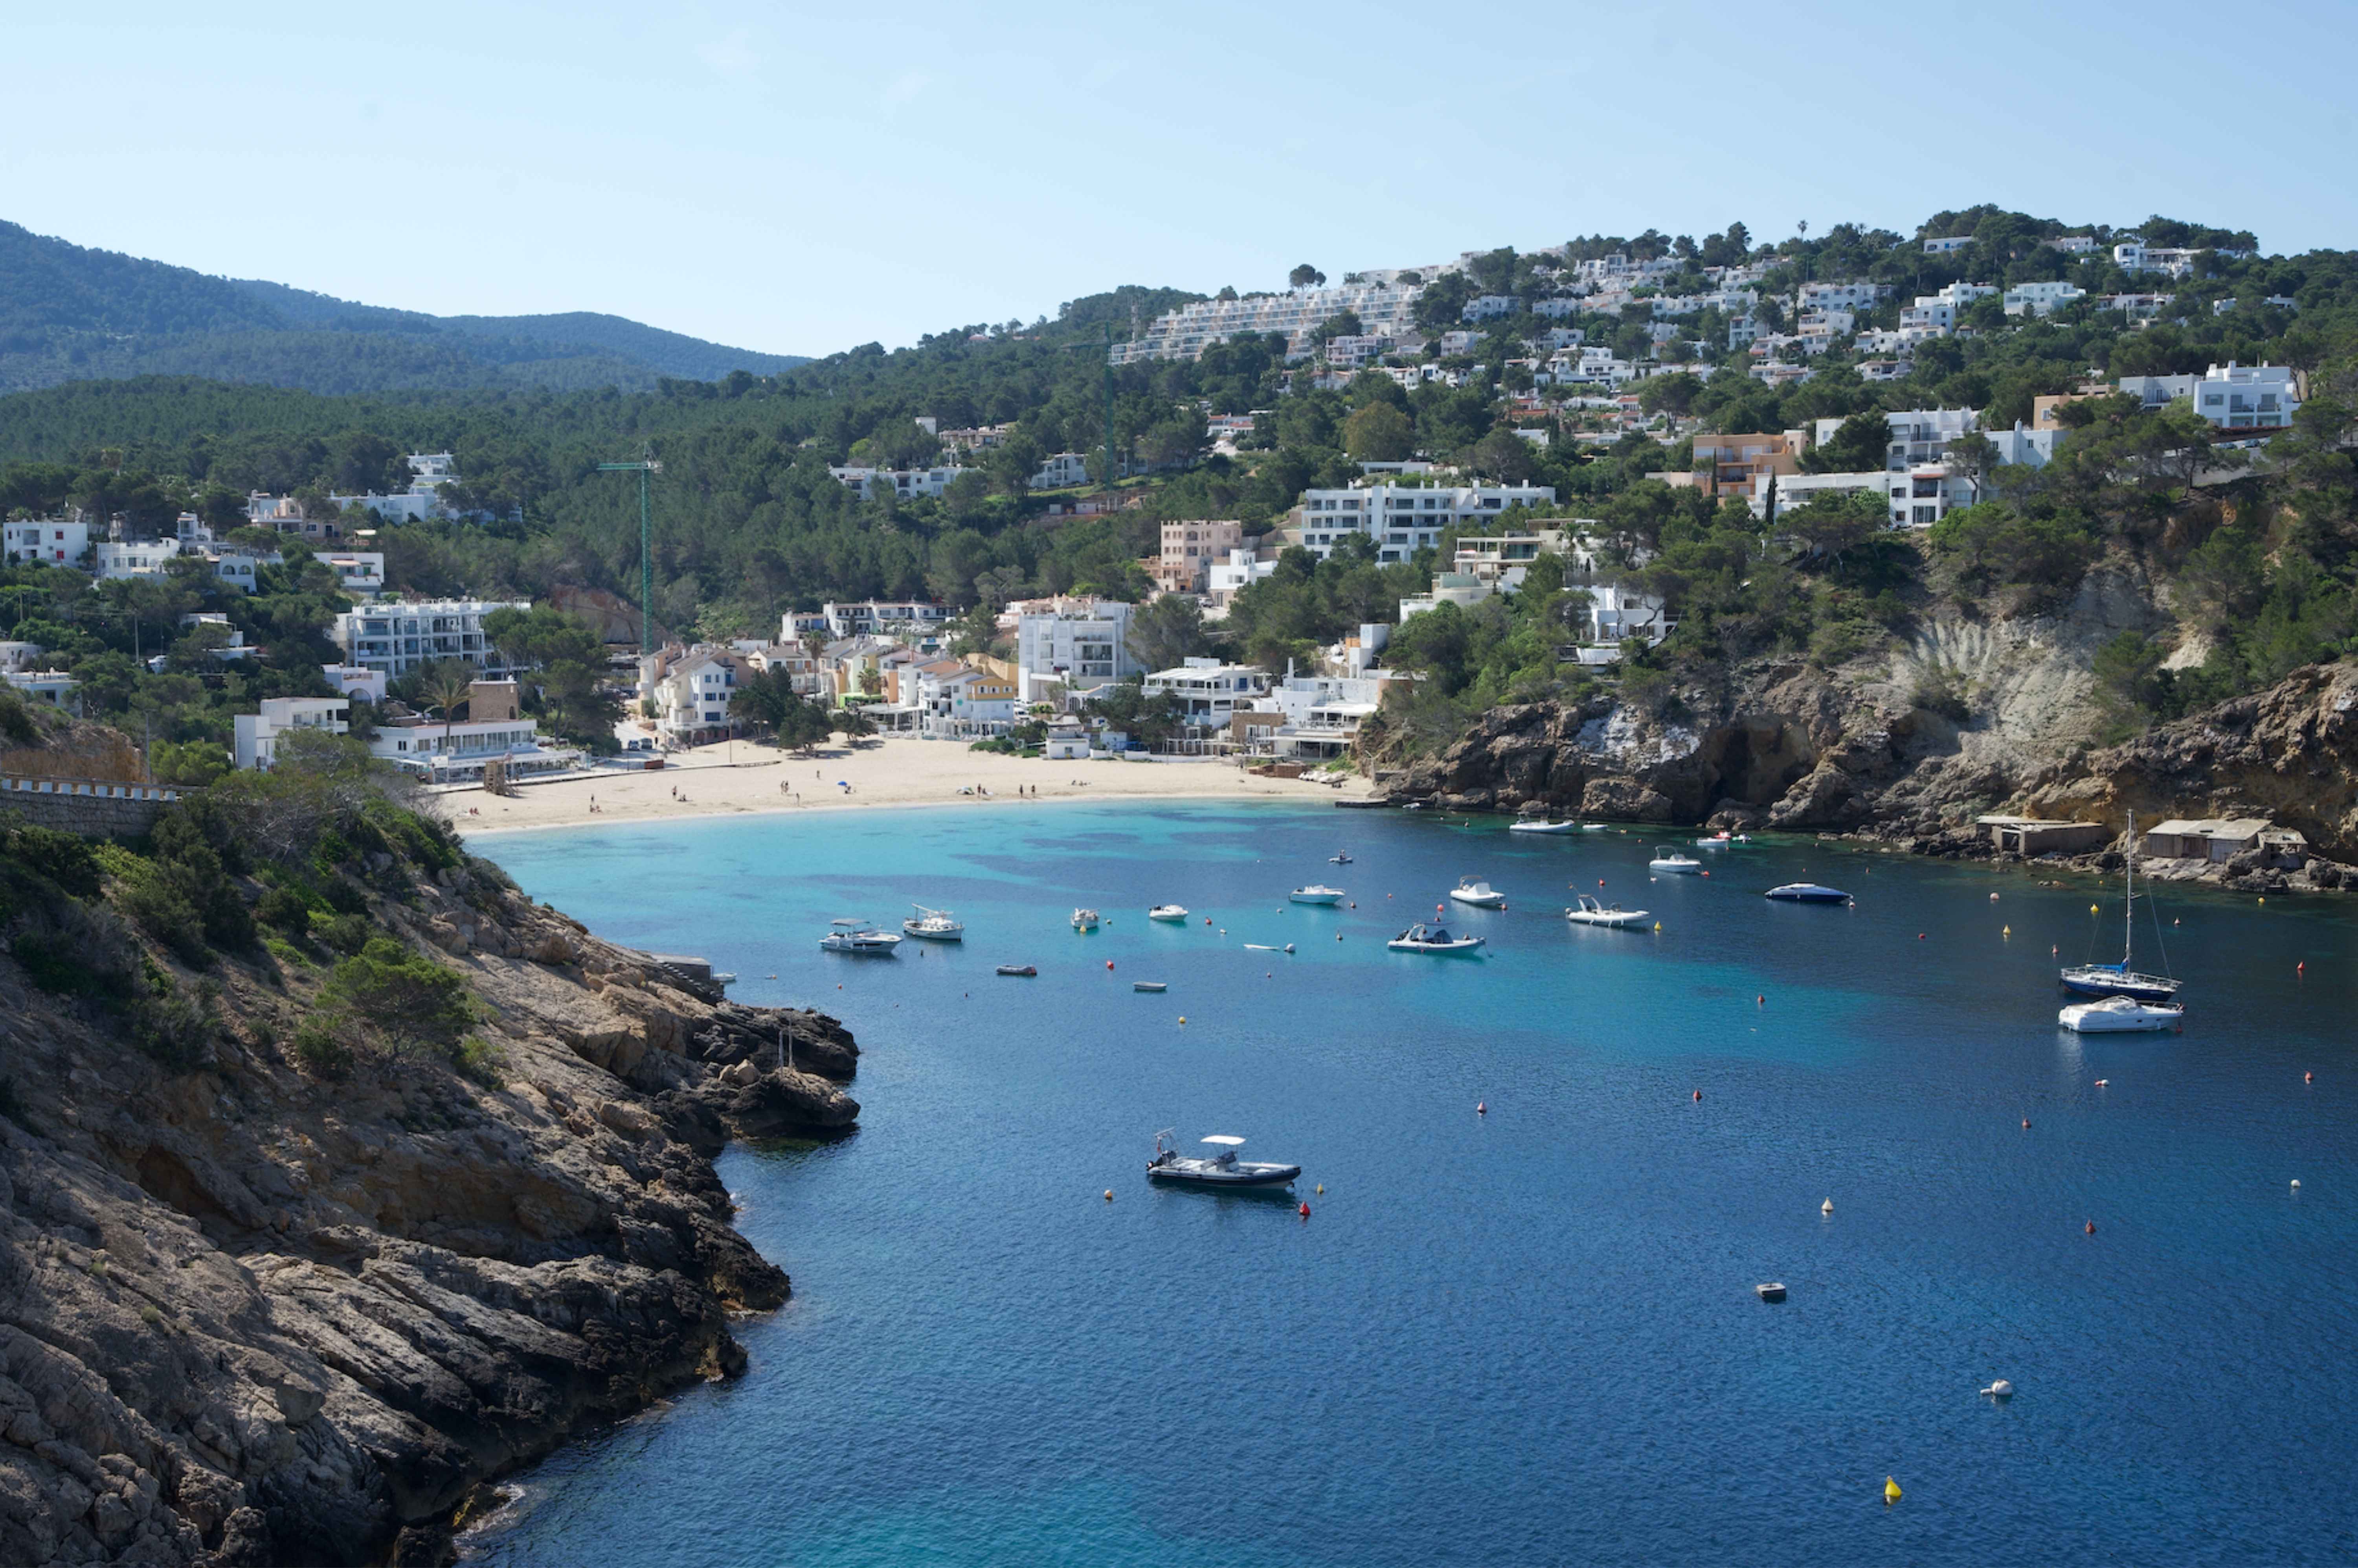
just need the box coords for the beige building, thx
[1156,519,1244,593]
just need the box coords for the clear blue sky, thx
[7,1,2354,359]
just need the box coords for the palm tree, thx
[413,660,475,762]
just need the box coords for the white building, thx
[332,599,531,680]
[369,714,578,784]
[1898,283,1998,333]
[1015,598,1136,702]
[2115,373,2201,409]
[1756,466,1976,528]
[1462,295,1519,321]
[1811,409,1982,470]
[917,665,1018,739]
[1142,659,1271,728]
[312,549,386,593]
[1206,547,1280,614]
[1295,482,1559,564]
[1240,670,1394,759]
[1,670,77,712]
[1798,281,1891,313]
[233,697,349,771]
[1567,580,1676,662]
[1922,236,1976,255]
[814,600,951,641]
[2,520,88,567]
[641,644,751,747]
[2190,362,2299,431]
[2114,242,2248,278]
[1110,278,1425,363]
[2003,281,2086,317]
[321,663,388,702]
[1398,573,1499,621]
[1029,453,1093,490]
[0,641,42,673]
[828,465,968,501]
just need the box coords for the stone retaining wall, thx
[0,775,182,837]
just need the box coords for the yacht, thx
[1388,922,1485,955]
[1449,877,1508,908]
[2060,995,2185,1033]
[1290,885,1346,905]
[2060,812,2182,1003]
[902,905,964,941]
[1147,1131,1300,1188]
[1649,846,1703,874]
[819,918,902,955]
[1072,908,1100,931]
[1565,894,1649,928]
[1509,819,1581,835]
[1148,904,1189,922]
[1765,883,1850,904]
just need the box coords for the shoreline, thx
[444,734,1374,837]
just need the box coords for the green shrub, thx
[263,936,312,970]
[256,885,311,932]
[291,1017,354,1079]
[452,1034,505,1086]
[316,912,373,955]
[130,992,211,1070]
[0,687,37,746]
[327,938,472,1054]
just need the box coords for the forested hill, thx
[0,220,806,394]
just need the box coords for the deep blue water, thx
[462,803,2357,1567]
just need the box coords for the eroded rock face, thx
[0,858,847,1566]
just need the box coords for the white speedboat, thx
[1072,907,1100,931]
[1388,922,1485,955]
[820,918,902,955]
[1565,894,1649,928]
[2060,995,2184,1033]
[1765,883,1850,904]
[1147,1131,1300,1188]
[1148,904,1189,922]
[1694,832,1749,848]
[1649,846,1703,874]
[1290,885,1345,905]
[1449,877,1508,909]
[902,904,964,941]
[1510,819,1581,835]
[1328,852,1353,863]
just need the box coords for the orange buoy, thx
[1693,1089,1702,1102]
[2085,1220,2096,1234]
[2021,1118,2030,1129]
[1756,995,1764,1006]
[1103,1189,1113,1201]
[1298,1202,1310,1218]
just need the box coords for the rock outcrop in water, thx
[0,810,854,1566]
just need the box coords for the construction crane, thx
[596,453,662,654]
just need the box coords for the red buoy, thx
[1693,1089,1702,1102]
[2022,1118,2031,1129]
[1756,995,1765,1006]
[1917,933,1927,940]
[1298,1202,1311,1218]
[2085,1220,2096,1235]
[1106,960,1114,970]
[2305,1070,2314,1083]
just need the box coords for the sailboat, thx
[2059,811,2182,1003]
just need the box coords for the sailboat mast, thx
[2123,811,2136,968]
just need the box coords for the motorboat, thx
[1147,1131,1300,1188]
[819,918,902,955]
[1290,885,1346,905]
[1388,922,1485,955]
[1148,905,1189,922]
[1243,943,1295,953]
[1510,819,1581,835]
[2060,995,2184,1033]
[1765,883,1851,904]
[1133,981,1168,993]
[995,964,1036,977]
[1580,823,1609,831]
[902,904,964,941]
[1072,908,1100,931]
[1329,852,1353,863]
[1694,831,1750,848]
[1756,1282,1787,1303]
[1565,894,1649,928]
[1649,846,1703,874]
[1449,877,1508,909]
[2060,811,2182,1003]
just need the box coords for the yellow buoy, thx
[2090,904,2100,914]
[2002,925,2011,936]
[1315,1184,1324,1194]
[1884,1476,1902,1504]
[1653,921,1662,931]
[1177,1016,1186,1024]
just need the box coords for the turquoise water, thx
[465,803,2357,1567]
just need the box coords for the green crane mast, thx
[596,454,662,653]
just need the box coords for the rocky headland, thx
[0,766,855,1566]
[1383,596,2357,892]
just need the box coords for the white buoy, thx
[2291,1179,2301,1190]
[1821,1198,1834,1215]
[1980,1379,2014,1399]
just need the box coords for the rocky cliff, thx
[0,823,856,1566]
[1385,589,2358,877]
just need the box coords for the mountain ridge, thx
[0,220,805,395]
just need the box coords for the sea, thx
[460,801,2356,1568]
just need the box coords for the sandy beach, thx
[451,736,1374,836]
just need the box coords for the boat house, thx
[1977,816,2110,855]
[2139,817,2305,865]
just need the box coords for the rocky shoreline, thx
[1,848,856,1567]
[1378,653,2358,894]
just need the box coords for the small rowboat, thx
[995,964,1036,977]
[1133,981,1167,993]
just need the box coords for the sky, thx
[7,1,2356,360]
